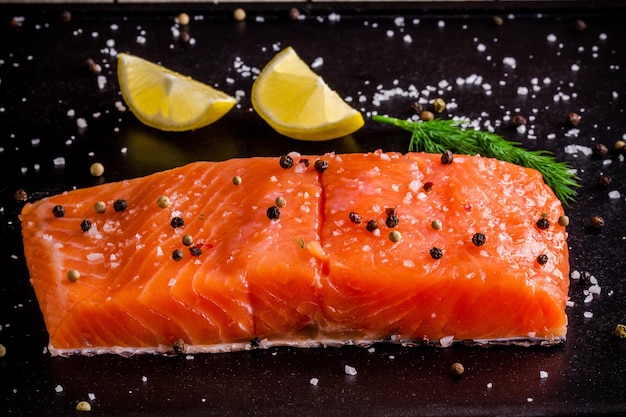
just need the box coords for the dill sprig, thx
[372,115,579,205]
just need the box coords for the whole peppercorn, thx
[411,102,423,114]
[431,219,443,230]
[85,59,102,75]
[172,249,184,261]
[512,115,527,127]
[537,254,549,265]
[177,13,190,26]
[267,205,280,220]
[190,246,202,257]
[471,232,486,247]
[182,234,194,246]
[420,110,434,121]
[80,219,92,232]
[279,155,294,169]
[157,195,171,208]
[170,216,185,228]
[349,212,362,224]
[575,19,587,32]
[173,338,186,354]
[614,140,626,152]
[385,215,400,228]
[232,176,242,185]
[450,362,465,376]
[598,175,612,187]
[389,230,403,243]
[67,269,80,282]
[299,158,311,167]
[94,201,106,214]
[423,181,434,192]
[441,150,454,165]
[289,7,301,20]
[590,215,605,229]
[366,220,378,232]
[113,199,127,212]
[558,215,570,227]
[59,10,72,22]
[492,15,504,27]
[592,143,609,159]
[615,324,626,339]
[566,112,581,127]
[536,217,550,230]
[430,247,443,260]
[0,344,6,358]
[275,196,287,207]
[76,401,91,412]
[432,98,446,113]
[52,205,65,218]
[90,162,104,176]
[233,8,246,21]
[314,159,329,173]
[14,189,28,202]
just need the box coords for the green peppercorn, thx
[275,196,287,207]
[67,269,80,282]
[182,235,194,246]
[94,201,106,214]
[615,324,626,339]
[157,195,171,208]
[433,98,446,113]
[431,219,442,230]
[232,176,242,185]
[558,215,569,227]
[389,230,402,242]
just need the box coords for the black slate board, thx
[1,3,626,416]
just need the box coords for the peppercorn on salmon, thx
[20,151,569,356]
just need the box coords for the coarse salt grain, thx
[53,157,66,167]
[344,365,357,376]
[77,118,87,128]
[583,311,593,318]
[311,57,323,69]
[540,370,549,379]
[309,378,319,386]
[54,385,63,393]
[609,190,621,199]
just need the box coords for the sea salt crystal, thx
[608,190,621,199]
[547,34,557,42]
[571,64,580,72]
[588,285,601,295]
[67,109,75,117]
[54,385,63,393]
[136,35,146,44]
[386,30,394,38]
[142,376,147,382]
[403,34,413,43]
[540,370,548,379]
[344,365,357,376]
[77,118,87,128]
[477,43,486,52]
[311,57,323,69]
[584,311,593,318]
[502,57,517,68]
[517,86,529,96]
[440,335,454,347]
[328,13,341,22]
[309,378,319,386]
[53,157,66,167]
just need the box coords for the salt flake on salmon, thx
[20,152,569,356]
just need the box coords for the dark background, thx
[1,2,626,416]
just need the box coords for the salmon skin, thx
[20,151,569,356]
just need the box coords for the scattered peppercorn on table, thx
[1,2,626,417]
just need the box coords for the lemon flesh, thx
[251,47,364,141]
[117,53,237,132]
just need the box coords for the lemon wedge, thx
[117,53,237,131]
[251,47,364,141]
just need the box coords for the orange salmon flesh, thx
[20,151,569,356]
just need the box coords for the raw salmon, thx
[20,151,569,356]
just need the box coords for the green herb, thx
[294,237,305,249]
[372,115,579,205]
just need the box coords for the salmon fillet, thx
[20,151,569,356]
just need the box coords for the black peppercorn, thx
[113,199,127,212]
[349,212,362,224]
[471,232,486,247]
[536,217,550,230]
[566,112,580,127]
[190,246,202,257]
[14,189,28,203]
[492,15,504,26]
[288,7,301,20]
[512,115,527,126]
[366,220,378,232]
[411,102,423,114]
[386,215,399,228]
[279,155,294,169]
[592,144,608,159]
[314,159,328,173]
[423,182,433,192]
[299,158,311,167]
[590,215,605,229]
[80,219,92,232]
[441,150,454,165]
[170,216,185,228]
[172,249,184,261]
[172,338,186,354]
[537,254,548,265]
[52,205,65,218]
[267,205,280,220]
[598,176,612,187]
[575,19,587,32]
[430,247,443,260]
